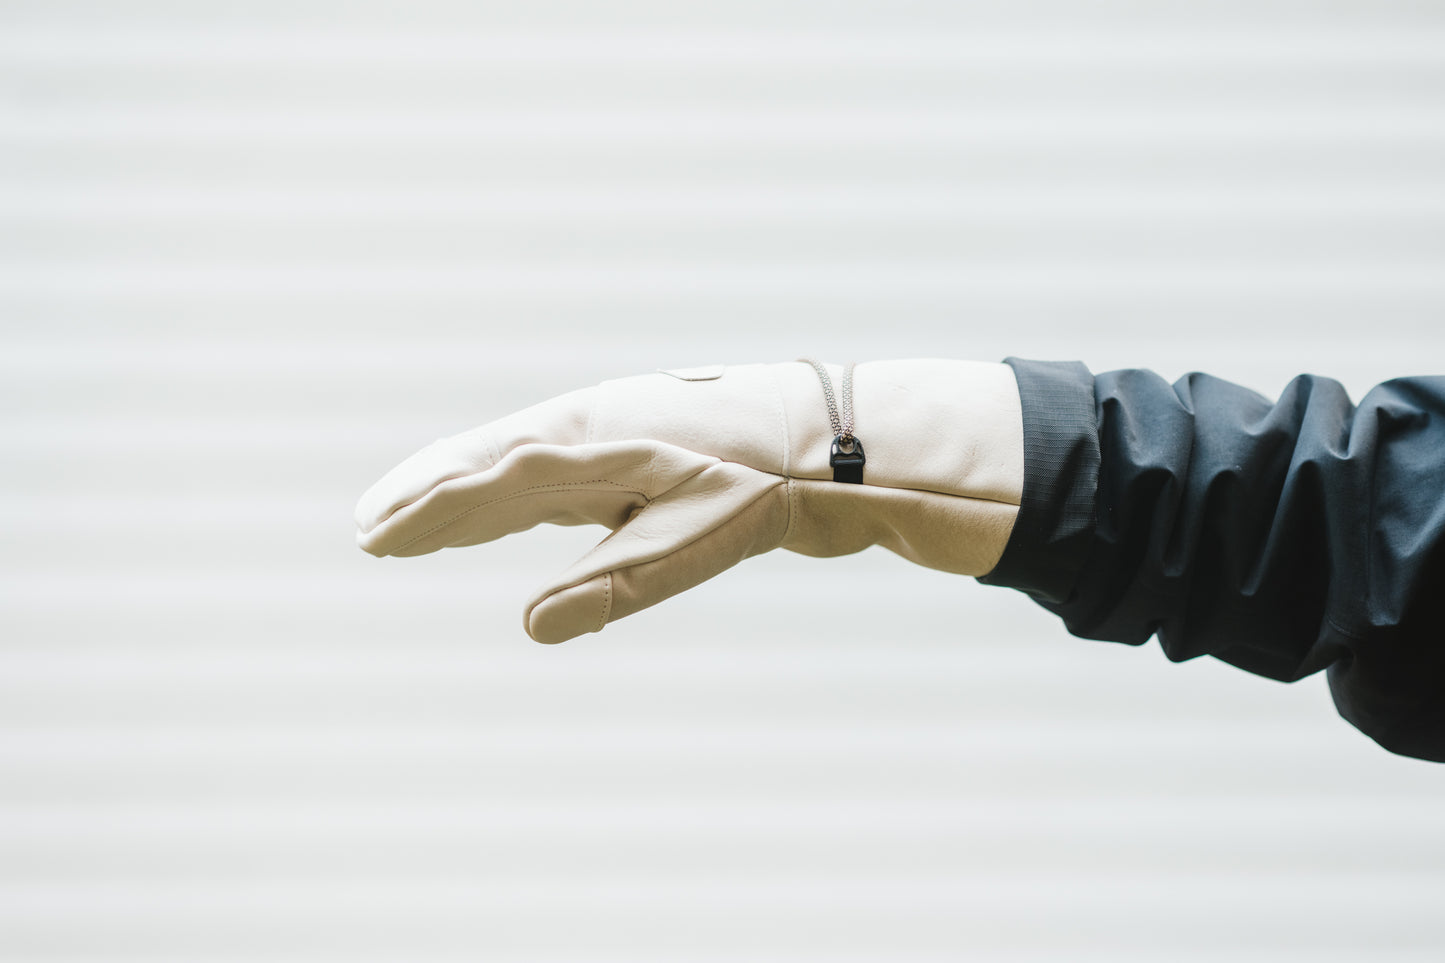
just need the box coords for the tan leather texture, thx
[356,360,1024,643]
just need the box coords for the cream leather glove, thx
[355,360,1025,643]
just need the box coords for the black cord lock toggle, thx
[830,435,866,484]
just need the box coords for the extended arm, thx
[356,358,1445,762]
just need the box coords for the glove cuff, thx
[979,358,1100,605]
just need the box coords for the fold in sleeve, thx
[982,358,1445,763]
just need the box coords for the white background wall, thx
[3,1,1444,959]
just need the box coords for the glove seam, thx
[785,476,797,545]
[597,572,613,633]
[534,473,789,601]
[585,384,599,445]
[770,364,792,478]
[387,479,651,555]
[768,365,797,544]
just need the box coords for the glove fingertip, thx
[354,431,501,537]
[525,575,611,645]
[355,526,386,557]
[353,482,386,536]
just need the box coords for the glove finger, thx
[357,440,715,558]
[354,386,596,535]
[524,463,788,644]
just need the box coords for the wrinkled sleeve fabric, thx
[981,358,1445,763]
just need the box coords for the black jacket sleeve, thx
[981,359,1445,763]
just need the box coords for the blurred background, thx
[3,0,1444,959]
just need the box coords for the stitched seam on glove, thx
[585,385,599,445]
[536,477,789,600]
[482,433,501,470]
[770,364,792,478]
[785,476,797,545]
[387,480,652,555]
[598,572,613,633]
[768,366,798,544]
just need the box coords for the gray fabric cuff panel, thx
[979,358,1100,604]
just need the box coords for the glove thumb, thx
[524,461,788,643]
